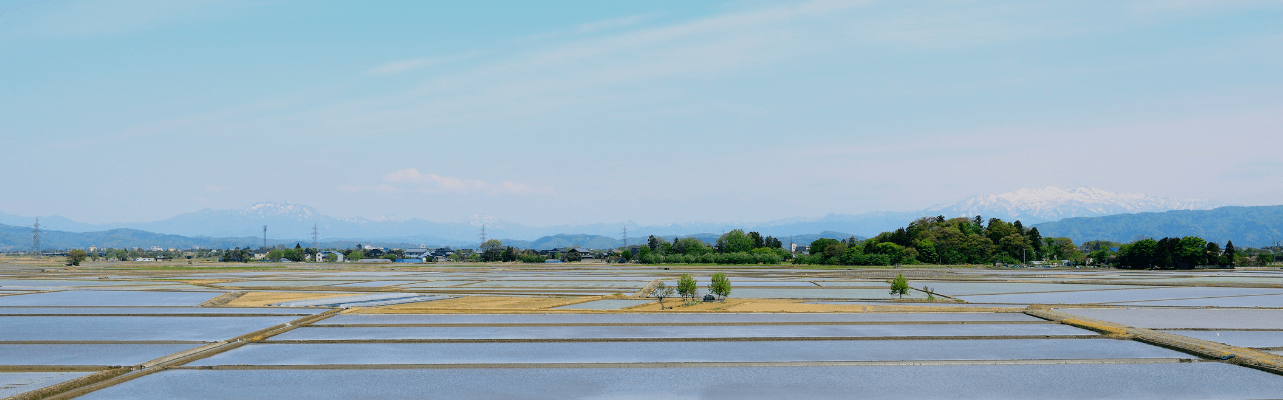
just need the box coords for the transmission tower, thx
[31,218,40,259]
[311,224,319,250]
[479,225,487,243]
[262,225,267,249]
[621,223,628,247]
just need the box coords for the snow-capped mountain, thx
[924,187,1222,224]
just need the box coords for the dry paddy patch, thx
[627,299,1027,313]
[357,296,592,313]
[224,292,358,307]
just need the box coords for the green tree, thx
[998,234,1031,262]
[563,249,583,262]
[822,242,848,263]
[917,240,938,264]
[873,242,906,264]
[1027,227,1043,255]
[715,229,754,253]
[653,281,675,309]
[888,273,910,299]
[708,272,731,300]
[647,235,663,251]
[809,238,840,256]
[763,236,783,249]
[480,239,503,252]
[480,239,505,262]
[65,249,87,266]
[674,238,710,255]
[677,273,698,302]
[1118,239,1158,269]
[1224,241,1237,266]
[1205,242,1222,265]
[1175,236,1208,267]
[985,219,1017,246]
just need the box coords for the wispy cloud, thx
[363,51,482,76]
[344,168,552,195]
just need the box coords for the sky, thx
[2,0,1281,226]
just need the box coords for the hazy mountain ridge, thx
[0,187,1237,242]
[1034,205,1283,247]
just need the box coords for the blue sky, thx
[2,0,1281,226]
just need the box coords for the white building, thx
[315,251,345,262]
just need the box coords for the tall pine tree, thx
[1027,227,1043,255]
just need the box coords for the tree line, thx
[629,230,790,265]
[794,216,1058,266]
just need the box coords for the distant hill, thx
[0,224,262,251]
[1034,206,1283,247]
[0,187,1226,242]
[0,224,435,252]
[0,223,859,252]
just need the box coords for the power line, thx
[621,223,628,248]
[311,223,319,250]
[262,225,267,249]
[479,225,487,243]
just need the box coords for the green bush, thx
[888,273,909,299]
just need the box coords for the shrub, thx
[888,273,910,299]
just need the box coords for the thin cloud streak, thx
[352,168,554,196]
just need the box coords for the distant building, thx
[149,246,164,251]
[134,257,156,262]
[791,244,810,254]
[315,251,345,262]
[403,248,431,259]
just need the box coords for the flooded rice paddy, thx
[2,261,1283,398]
[78,363,1283,400]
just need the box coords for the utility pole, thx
[262,225,267,250]
[311,224,319,250]
[31,218,40,259]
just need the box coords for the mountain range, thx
[0,186,1231,246]
[1034,206,1283,247]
